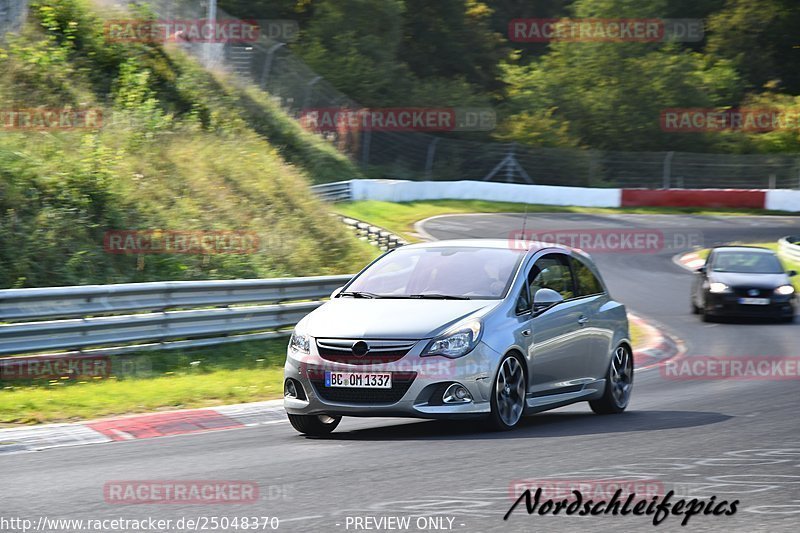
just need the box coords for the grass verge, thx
[628,319,645,349]
[335,200,798,242]
[0,338,289,425]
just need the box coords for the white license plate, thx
[738,297,770,305]
[325,371,392,388]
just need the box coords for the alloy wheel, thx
[609,346,633,408]
[495,356,526,427]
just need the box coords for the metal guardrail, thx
[310,181,353,203]
[778,236,800,263]
[0,277,351,322]
[0,275,352,356]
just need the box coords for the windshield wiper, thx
[337,291,383,299]
[407,294,471,300]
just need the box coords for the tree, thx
[706,0,800,94]
[498,0,743,151]
[399,0,506,94]
[294,0,408,106]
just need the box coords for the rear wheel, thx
[288,414,341,435]
[487,354,526,431]
[590,345,633,415]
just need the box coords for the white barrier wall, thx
[766,190,800,212]
[350,180,622,208]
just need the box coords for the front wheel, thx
[487,354,527,431]
[288,414,341,435]
[590,345,633,415]
[699,293,715,322]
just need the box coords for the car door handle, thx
[578,315,589,325]
[521,329,531,337]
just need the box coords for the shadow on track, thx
[302,410,731,442]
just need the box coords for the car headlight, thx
[775,285,795,296]
[422,320,482,359]
[709,282,731,294]
[289,329,310,354]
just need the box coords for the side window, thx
[529,254,575,300]
[571,257,605,296]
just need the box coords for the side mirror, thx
[696,265,706,274]
[789,270,798,277]
[533,288,564,313]
[331,286,344,298]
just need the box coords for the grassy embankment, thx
[0,0,376,424]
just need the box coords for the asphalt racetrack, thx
[3,213,800,533]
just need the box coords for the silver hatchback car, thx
[284,240,632,434]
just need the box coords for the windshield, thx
[711,252,784,274]
[343,247,524,299]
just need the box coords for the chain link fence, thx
[250,35,800,189]
[45,1,800,188]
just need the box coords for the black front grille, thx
[733,287,773,298]
[317,350,409,365]
[310,372,417,404]
[316,339,414,365]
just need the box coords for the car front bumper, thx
[705,292,796,318]
[283,340,503,419]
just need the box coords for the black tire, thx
[287,414,341,435]
[590,345,633,415]
[700,297,715,322]
[487,354,527,431]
